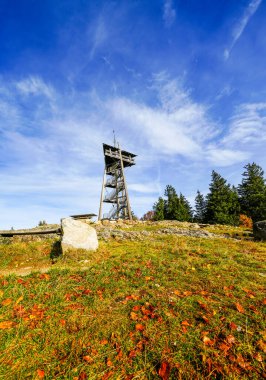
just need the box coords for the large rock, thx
[61,217,98,252]
[253,220,266,241]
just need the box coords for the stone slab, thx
[61,217,98,252]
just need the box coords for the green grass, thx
[0,225,265,379]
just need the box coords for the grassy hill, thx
[0,221,265,379]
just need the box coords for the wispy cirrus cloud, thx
[89,16,108,60]
[16,76,55,100]
[223,102,266,144]
[107,74,251,167]
[0,76,107,228]
[224,0,262,59]
[163,0,176,28]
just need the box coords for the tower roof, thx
[103,143,136,170]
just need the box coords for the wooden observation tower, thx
[98,141,136,221]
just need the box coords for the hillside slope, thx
[0,221,265,379]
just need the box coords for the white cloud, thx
[206,147,249,167]
[163,0,176,28]
[16,76,55,100]
[215,84,234,100]
[106,75,259,169]
[89,16,108,59]
[224,103,266,145]
[224,0,262,59]
[128,183,160,194]
[108,97,202,157]
[107,75,219,159]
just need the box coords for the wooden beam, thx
[0,228,61,237]
[119,148,132,220]
[98,168,106,221]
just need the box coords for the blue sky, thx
[0,0,266,228]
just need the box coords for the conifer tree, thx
[238,163,266,222]
[205,171,240,225]
[153,197,165,220]
[164,185,179,220]
[194,190,206,223]
[176,193,193,222]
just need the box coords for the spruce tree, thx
[176,193,193,221]
[164,185,179,220]
[205,171,240,225]
[238,163,266,222]
[153,197,165,220]
[194,190,206,223]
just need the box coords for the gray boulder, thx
[61,217,98,252]
[253,220,266,241]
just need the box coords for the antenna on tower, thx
[113,130,116,148]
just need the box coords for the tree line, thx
[148,163,266,225]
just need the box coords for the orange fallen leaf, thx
[106,358,113,367]
[116,349,123,360]
[129,349,137,358]
[203,336,215,346]
[59,319,66,326]
[100,339,108,345]
[257,339,266,353]
[181,320,190,326]
[229,322,238,330]
[83,355,93,363]
[224,285,234,290]
[78,372,87,380]
[130,312,138,321]
[37,369,45,379]
[226,335,235,344]
[254,352,263,362]
[219,342,231,353]
[102,371,114,380]
[235,303,245,313]
[158,361,170,380]
[1,298,12,306]
[0,321,16,329]
[15,296,23,304]
[97,290,103,300]
[135,324,145,332]
[202,315,210,324]
[82,289,92,295]
[198,301,208,311]
[39,273,50,280]
[249,305,259,314]
[236,354,253,370]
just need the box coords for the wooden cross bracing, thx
[98,143,136,221]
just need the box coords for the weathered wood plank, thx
[0,228,61,237]
[70,214,96,220]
